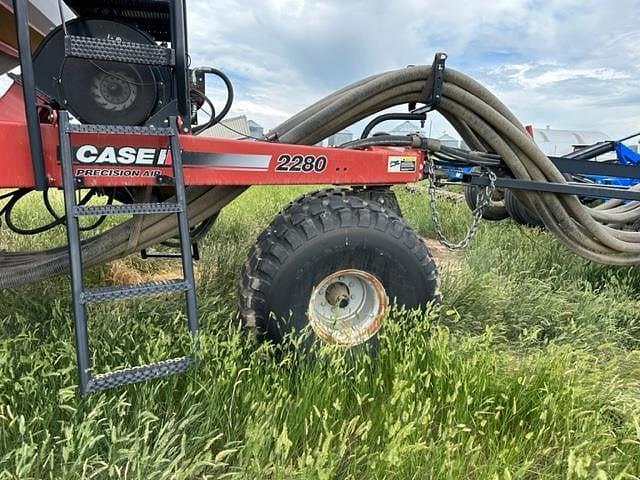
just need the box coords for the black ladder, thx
[58,111,198,395]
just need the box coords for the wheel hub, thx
[308,269,388,347]
[489,189,505,206]
[325,281,351,308]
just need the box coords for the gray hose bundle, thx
[269,65,640,265]
[1,63,639,289]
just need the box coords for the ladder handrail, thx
[170,0,190,132]
[12,0,48,190]
[58,110,91,393]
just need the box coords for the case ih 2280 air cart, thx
[3,0,640,395]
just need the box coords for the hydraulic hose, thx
[3,61,640,289]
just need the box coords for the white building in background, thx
[328,130,353,147]
[438,132,460,149]
[248,120,264,139]
[201,115,250,138]
[527,126,610,156]
[389,121,425,136]
[201,115,264,140]
[388,123,462,150]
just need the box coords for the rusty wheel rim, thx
[307,269,388,347]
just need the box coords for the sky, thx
[185,0,640,140]
[2,0,639,141]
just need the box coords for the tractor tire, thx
[504,189,545,228]
[285,186,402,217]
[464,184,509,221]
[238,189,438,348]
[352,186,402,217]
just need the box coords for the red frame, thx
[0,82,424,188]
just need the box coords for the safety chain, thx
[426,158,497,250]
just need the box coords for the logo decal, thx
[75,168,162,178]
[74,146,171,166]
[388,156,417,173]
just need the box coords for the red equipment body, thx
[0,83,424,189]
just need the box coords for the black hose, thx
[360,112,427,139]
[340,135,417,149]
[341,134,501,167]
[4,189,113,235]
[191,67,234,135]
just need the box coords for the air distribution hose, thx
[3,63,640,289]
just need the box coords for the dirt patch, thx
[104,259,201,285]
[405,184,464,201]
[424,238,463,270]
[103,241,455,286]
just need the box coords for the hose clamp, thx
[411,52,448,114]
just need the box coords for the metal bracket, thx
[550,156,640,179]
[141,242,200,261]
[410,52,448,114]
[190,69,206,125]
[155,175,176,186]
[468,174,640,202]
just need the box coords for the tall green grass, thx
[1,186,639,479]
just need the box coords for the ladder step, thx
[65,35,175,67]
[86,357,191,394]
[74,203,182,217]
[66,124,173,136]
[81,279,190,304]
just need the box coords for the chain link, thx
[426,158,497,250]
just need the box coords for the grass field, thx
[1,186,640,479]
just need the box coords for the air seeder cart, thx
[3,0,640,395]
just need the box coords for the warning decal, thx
[387,156,417,173]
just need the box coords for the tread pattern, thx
[238,187,438,332]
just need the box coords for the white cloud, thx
[183,0,640,140]
[495,65,631,89]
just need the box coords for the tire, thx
[286,186,402,217]
[464,184,509,221]
[504,189,545,228]
[352,186,402,217]
[238,189,438,348]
